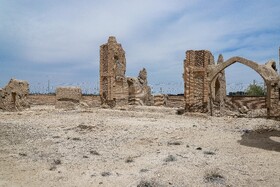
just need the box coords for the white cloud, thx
[0,0,279,93]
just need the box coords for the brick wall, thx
[225,96,266,110]
[184,50,214,112]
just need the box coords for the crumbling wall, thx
[28,94,101,107]
[55,87,82,109]
[183,50,214,112]
[28,94,56,105]
[208,56,280,118]
[264,60,280,117]
[0,79,30,111]
[211,54,227,115]
[153,94,167,106]
[100,36,129,107]
[100,36,152,107]
[212,55,226,103]
[225,96,266,110]
[165,95,185,108]
[269,82,280,117]
[127,68,153,106]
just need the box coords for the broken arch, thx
[183,50,280,118]
[207,56,280,117]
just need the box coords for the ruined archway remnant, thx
[153,94,167,106]
[0,79,30,111]
[207,56,278,82]
[100,36,129,106]
[55,87,82,110]
[184,50,280,118]
[211,54,227,115]
[127,68,153,106]
[207,56,280,117]
[183,50,217,112]
[100,36,152,107]
[213,55,226,103]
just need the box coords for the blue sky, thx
[0,0,279,94]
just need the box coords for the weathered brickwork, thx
[127,68,153,106]
[184,50,280,117]
[100,36,152,107]
[100,36,129,106]
[55,87,82,109]
[208,56,280,118]
[0,79,30,111]
[183,50,215,112]
[211,54,227,114]
[153,94,167,106]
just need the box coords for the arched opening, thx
[209,57,269,117]
[214,78,221,102]
[11,92,16,109]
[225,63,266,96]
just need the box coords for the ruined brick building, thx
[100,36,129,106]
[55,86,82,110]
[0,79,30,111]
[127,68,153,105]
[183,50,226,113]
[184,50,280,117]
[100,36,152,106]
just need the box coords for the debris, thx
[239,106,249,114]
[101,172,111,177]
[0,79,30,111]
[164,155,176,162]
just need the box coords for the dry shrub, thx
[204,169,225,184]
[203,151,215,155]
[164,155,176,162]
[125,156,134,163]
[101,172,111,177]
[167,141,182,146]
[137,180,162,187]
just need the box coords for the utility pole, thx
[47,79,50,93]
[278,46,280,75]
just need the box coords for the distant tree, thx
[245,83,266,96]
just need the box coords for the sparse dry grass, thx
[0,105,279,186]
[164,155,176,162]
[204,169,225,185]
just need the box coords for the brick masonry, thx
[183,50,216,112]
[0,79,30,111]
[99,36,129,106]
[183,50,280,117]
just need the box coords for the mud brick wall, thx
[55,87,82,109]
[225,96,266,110]
[0,79,30,111]
[100,36,129,105]
[28,94,185,109]
[165,95,185,108]
[184,50,214,112]
[28,94,56,105]
[28,94,101,107]
[153,94,166,106]
[269,87,280,117]
[56,87,82,102]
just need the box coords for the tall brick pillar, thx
[184,50,214,112]
[100,36,129,106]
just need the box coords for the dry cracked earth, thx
[0,105,279,187]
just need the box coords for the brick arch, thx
[207,56,280,117]
[208,56,268,83]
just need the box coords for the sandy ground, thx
[0,105,279,187]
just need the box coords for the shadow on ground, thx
[238,129,280,152]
